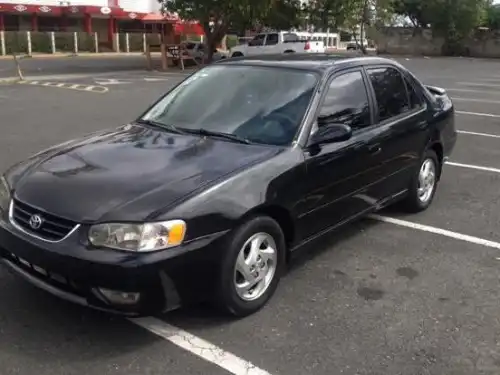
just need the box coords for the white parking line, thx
[456,110,500,118]
[446,88,494,94]
[446,161,500,173]
[368,214,500,250]
[457,130,500,138]
[457,82,500,87]
[451,97,500,104]
[130,317,273,375]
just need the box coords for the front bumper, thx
[0,211,226,316]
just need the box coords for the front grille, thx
[11,199,78,241]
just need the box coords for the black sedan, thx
[0,54,457,317]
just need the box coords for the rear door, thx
[363,65,430,201]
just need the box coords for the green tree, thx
[160,0,275,62]
[484,3,500,30]
[262,0,305,30]
[304,0,356,31]
[391,0,431,27]
[344,0,394,54]
[392,0,490,55]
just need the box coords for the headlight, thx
[88,220,186,252]
[0,176,11,213]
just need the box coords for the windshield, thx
[140,65,319,146]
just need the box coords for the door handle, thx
[367,143,382,155]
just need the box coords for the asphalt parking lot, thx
[2,56,500,375]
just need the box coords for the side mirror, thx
[308,123,352,147]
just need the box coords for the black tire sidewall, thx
[216,216,286,317]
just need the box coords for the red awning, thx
[0,3,181,21]
[174,22,204,36]
[0,3,63,15]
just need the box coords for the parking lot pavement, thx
[3,56,500,375]
[0,277,231,375]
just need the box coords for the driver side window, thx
[317,71,371,131]
[249,34,266,46]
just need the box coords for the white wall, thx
[1,0,162,12]
[118,0,161,13]
[0,0,108,6]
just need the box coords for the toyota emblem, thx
[29,214,43,230]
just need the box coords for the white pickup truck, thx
[229,31,325,57]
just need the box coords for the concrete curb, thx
[0,77,21,84]
[0,52,152,61]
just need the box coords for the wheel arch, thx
[238,204,295,257]
[429,141,444,179]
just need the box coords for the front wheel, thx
[401,149,439,212]
[214,216,286,317]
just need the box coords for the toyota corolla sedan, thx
[0,54,457,317]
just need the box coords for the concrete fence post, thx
[142,33,146,54]
[0,31,5,56]
[26,31,32,56]
[50,32,56,54]
[94,32,99,53]
[73,32,78,55]
[114,33,120,52]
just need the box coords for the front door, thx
[296,69,384,241]
[261,33,279,54]
[246,34,266,56]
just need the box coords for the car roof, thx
[217,53,404,74]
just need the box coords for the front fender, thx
[157,148,306,242]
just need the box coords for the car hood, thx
[11,124,282,222]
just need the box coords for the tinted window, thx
[404,75,424,109]
[141,65,318,146]
[249,34,265,46]
[367,67,410,121]
[318,71,371,130]
[265,33,279,45]
[184,42,196,50]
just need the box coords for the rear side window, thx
[283,33,299,42]
[367,67,410,121]
[318,71,371,131]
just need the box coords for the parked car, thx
[169,41,228,64]
[230,32,325,57]
[0,54,457,317]
[346,41,368,51]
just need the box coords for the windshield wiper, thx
[135,119,185,134]
[183,128,252,144]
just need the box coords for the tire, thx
[214,216,286,317]
[231,52,243,57]
[401,149,440,213]
[284,50,295,53]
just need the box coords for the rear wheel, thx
[231,52,243,57]
[214,216,286,317]
[401,149,439,212]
